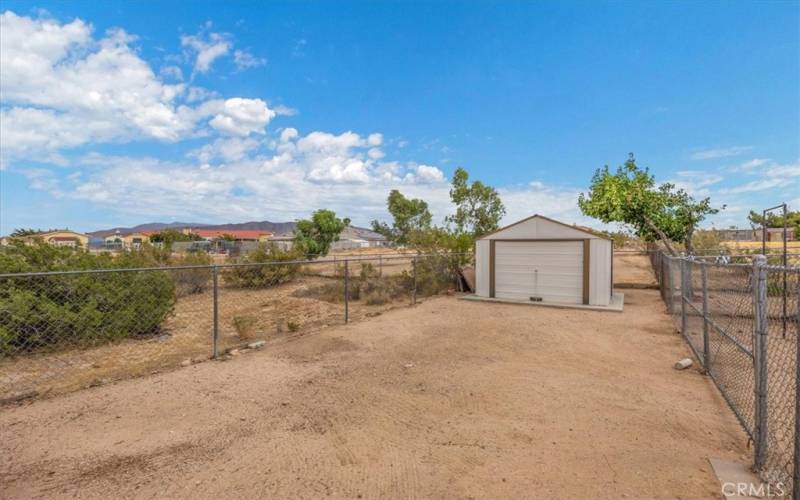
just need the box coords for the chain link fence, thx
[0,253,469,402]
[651,250,800,497]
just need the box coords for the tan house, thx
[104,231,153,250]
[1,230,90,248]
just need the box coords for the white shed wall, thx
[475,239,490,296]
[589,239,612,306]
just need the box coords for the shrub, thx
[172,252,213,296]
[232,315,257,339]
[0,241,175,355]
[401,254,456,297]
[287,321,300,332]
[223,243,303,288]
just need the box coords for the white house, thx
[474,215,613,306]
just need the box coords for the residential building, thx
[1,230,90,248]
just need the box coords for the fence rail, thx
[650,250,800,497]
[0,252,470,402]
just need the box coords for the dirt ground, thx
[614,252,658,287]
[1,288,747,499]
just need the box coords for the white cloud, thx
[690,146,752,160]
[367,133,383,146]
[189,137,261,163]
[765,162,800,179]
[180,31,231,74]
[719,178,793,194]
[206,98,275,136]
[367,147,385,160]
[411,164,446,184]
[737,158,770,171]
[233,49,265,70]
[160,65,184,81]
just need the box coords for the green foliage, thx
[446,167,506,238]
[223,243,303,288]
[294,209,348,257]
[9,228,52,237]
[748,210,800,234]
[578,154,723,255]
[0,242,175,355]
[370,190,433,245]
[148,229,202,247]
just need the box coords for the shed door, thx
[494,241,584,304]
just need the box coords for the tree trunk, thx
[684,225,695,256]
[643,215,678,256]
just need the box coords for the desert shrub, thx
[0,241,175,355]
[232,315,257,339]
[171,252,213,296]
[223,243,303,288]
[401,254,456,297]
[692,230,724,255]
[287,321,300,332]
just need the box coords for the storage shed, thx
[474,215,613,306]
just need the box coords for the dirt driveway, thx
[1,289,746,499]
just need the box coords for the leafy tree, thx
[370,190,433,245]
[446,167,506,237]
[149,229,202,247]
[9,228,65,237]
[747,210,800,234]
[578,154,722,256]
[294,209,349,257]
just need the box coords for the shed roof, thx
[477,214,611,241]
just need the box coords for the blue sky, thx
[0,1,798,233]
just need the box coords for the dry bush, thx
[232,315,257,339]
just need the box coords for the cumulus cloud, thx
[206,98,275,136]
[0,11,602,231]
[0,11,278,163]
[181,31,231,74]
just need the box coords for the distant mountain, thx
[89,220,297,237]
[87,220,385,240]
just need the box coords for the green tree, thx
[578,154,722,256]
[747,209,800,234]
[446,167,506,237]
[294,209,348,257]
[370,190,433,245]
[148,229,202,247]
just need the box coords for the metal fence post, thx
[412,256,417,305]
[701,263,710,371]
[753,254,768,470]
[680,257,688,335]
[344,259,349,324]
[794,280,800,500]
[212,265,219,358]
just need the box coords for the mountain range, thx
[88,220,299,238]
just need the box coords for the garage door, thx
[494,241,584,304]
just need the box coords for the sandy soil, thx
[1,289,747,499]
[0,271,417,399]
[614,253,657,287]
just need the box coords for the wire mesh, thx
[0,267,213,399]
[650,251,800,496]
[0,253,468,401]
[762,266,800,491]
